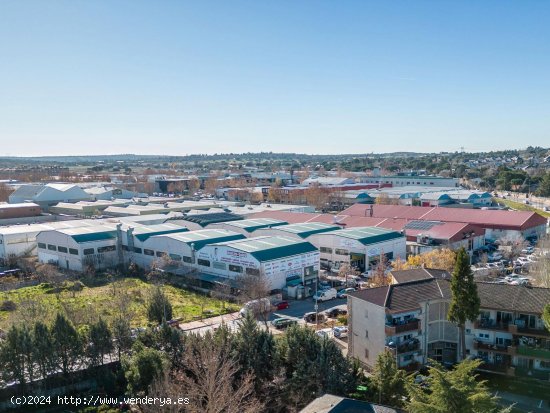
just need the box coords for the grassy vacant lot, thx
[493,197,550,218]
[0,276,239,330]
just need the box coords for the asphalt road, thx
[270,297,348,321]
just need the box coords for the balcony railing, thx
[385,319,420,335]
[473,341,512,354]
[509,324,550,338]
[474,319,510,331]
[515,345,550,359]
[386,339,421,356]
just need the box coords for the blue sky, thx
[0,1,549,156]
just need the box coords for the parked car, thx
[333,326,348,339]
[337,288,355,298]
[239,298,271,317]
[304,312,327,323]
[273,301,289,310]
[316,328,333,338]
[313,288,337,302]
[271,318,297,330]
[324,305,348,318]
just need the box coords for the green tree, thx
[147,286,173,324]
[233,311,277,394]
[448,247,480,360]
[407,359,512,413]
[538,172,550,197]
[88,318,113,367]
[51,313,82,376]
[33,321,54,379]
[112,316,133,361]
[0,325,28,385]
[370,351,407,407]
[122,341,166,395]
[543,303,550,332]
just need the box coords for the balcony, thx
[515,345,550,360]
[473,340,512,354]
[386,338,421,356]
[385,318,420,335]
[508,323,550,338]
[474,319,510,332]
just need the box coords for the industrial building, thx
[36,223,189,271]
[307,227,406,272]
[128,229,246,270]
[254,222,341,240]
[9,183,91,207]
[197,236,320,294]
[207,218,288,235]
[0,203,41,220]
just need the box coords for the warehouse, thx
[9,183,91,207]
[207,217,288,235]
[0,220,103,264]
[128,229,246,269]
[36,223,189,271]
[49,200,130,216]
[197,236,320,294]
[307,227,406,272]
[254,222,341,240]
[0,203,41,220]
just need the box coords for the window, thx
[97,245,116,253]
[47,244,57,251]
[156,251,165,257]
[540,360,550,369]
[246,267,260,276]
[403,354,414,361]
[364,348,369,359]
[229,264,243,273]
[478,333,489,340]
[182,256,193,263]
[213,262,226,270]
[198,259,210,267]
[169,254,182,261]
[134,247,142,254]
[122,245,130,251]
[38,242,46,249]
[335,248,349,255]
[365,330,369,338]
[320,247,332,254]
[57,246,68,253]
[83,248,94,256]
[365,309,368,318]
[143,249,154,256]
[69,248,78,255]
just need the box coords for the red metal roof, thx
[342,204,547,231]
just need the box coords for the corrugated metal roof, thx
[211,236,318,262]
[131,223,189,241]
[325,227,404,245]
[157,229,246,250]
[183,212,243,226]
[222,218,287,232]
[273,222,341,238]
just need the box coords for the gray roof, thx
[390,268,449,284]
[300,394,401,413]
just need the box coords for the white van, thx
[313,288,337,302]
[239,298,271,317]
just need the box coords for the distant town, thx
[0,149,549,412]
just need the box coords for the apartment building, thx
[348,270,550,380]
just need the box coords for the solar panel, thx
[404,220,443,230]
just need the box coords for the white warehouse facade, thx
[197,236,320,292]
[308,227,406,272]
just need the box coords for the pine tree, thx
[370,351,407,407]
[407,359,512,413]
[112,316,133,361]
[122,341,166,395]
[33,321,54,380]
[88,318,113,367]
[51,313,82,375]
[0,326,27,385]
[147,286,173,324]
[448,247,480,360]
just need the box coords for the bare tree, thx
[234,272,271,326]
[145,333,263,413]
[370,253,392,287]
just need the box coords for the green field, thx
[493,197,550,218]
[0,276,239,330]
